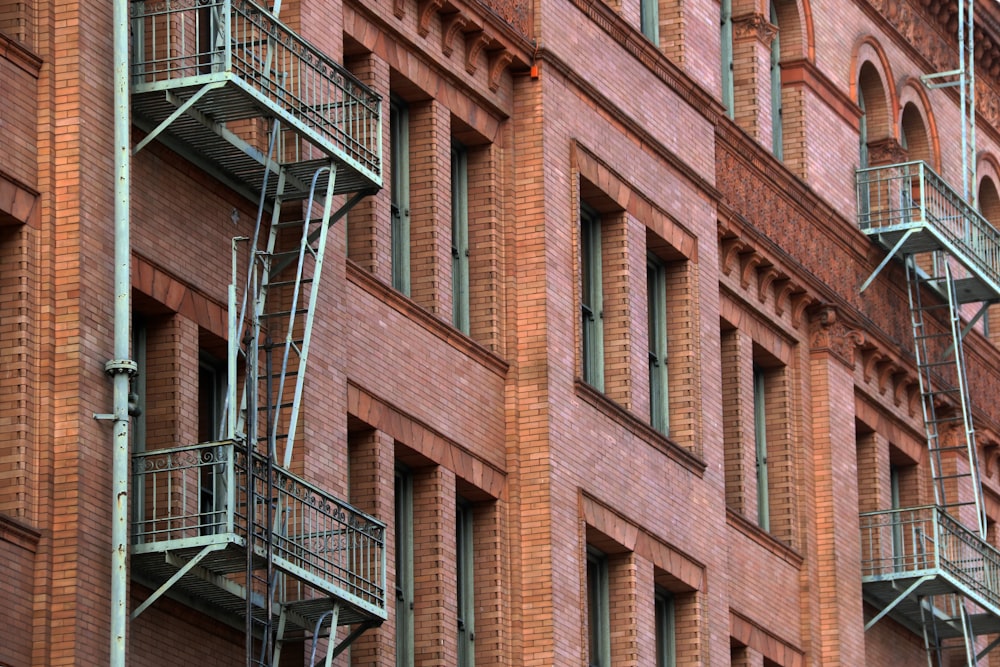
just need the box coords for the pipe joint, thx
[105,358,138,377]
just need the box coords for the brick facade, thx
[7,0,1000,664]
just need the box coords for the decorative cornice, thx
[808,305,866,368]
[442,13,469,57]
[417,0,445,36]
[488,49,514,91]
[466,31,493,74]
[732,12,778,45]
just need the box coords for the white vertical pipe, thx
[110,0,132,661]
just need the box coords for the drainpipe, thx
[108,0,133,662]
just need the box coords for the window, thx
[655,588,676,667]
[581,205,604,390]
[395,467,414,667]
[641,0,659,43]
[452,142,470,334]
[647,254,669,435]
[198,350,227,534]
[391,98,411,295]
[586,547,611,667]
[457,499,475,666]
[769,2,782,158]
[720,0,734,118]
[753,364,770,532]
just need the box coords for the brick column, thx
[409,99,452,318]
[467,140,503,352]
[731,12,778,146]
[601,211,633,408]
[608,551,639,666]
[348,428,394,666]
[413,465,458,665]
[344,52,392,282]
[721,325,757,519]
[808,306,866,666]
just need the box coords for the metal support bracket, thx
[860,228,919,294]
[131,544,227,619]
[133,83,226,155]
[864,575,935,631]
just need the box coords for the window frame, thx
[753,363,770,532]
[655,587,676,667]
[581,204,605,391]
[390,97,411,296]
[457,498,476,667]
[451,141,470,334]
[395,466,415,667]
[586,546,611,667]
[647,254,670,435]
[641,0,659,43]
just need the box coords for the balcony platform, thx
[860,506,1000,638]
[856,161,1000,304]
[131,441,387,632]
[130,0,382,200]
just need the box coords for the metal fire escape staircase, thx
[127,1,386,665]
[857,160,1000,665]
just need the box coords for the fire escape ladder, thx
[906,256,985,532]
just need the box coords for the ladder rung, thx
[267,278,314,289]
[260,308,309,319]
[933,473,974,481]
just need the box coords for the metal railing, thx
[130,0,381,175]
[132,441,387,614]
[856,162,1000,289]
[860,506,1000,612]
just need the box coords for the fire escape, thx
[125,1,386,665]
[857,161,1000,664]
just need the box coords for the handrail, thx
[859,505,1000,613]
[855,161,1000,289]
[131,441,387,615]
[130,0,381,176]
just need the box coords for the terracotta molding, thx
[808,305,866,369]
[780,58,862,130]
[730,609,805,667]
[581,491,706,591]
[488,49,514,91]
[442,13,469,56]
[417,0,445,36]
[0,171,40,227]
[0,32,42,76]
[0,514,40,553]
[574,142,699,262]
[131,254,228,339]
[347,381,507,499]
[465,31,493,74]
[732,12,777,44]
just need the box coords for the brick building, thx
[6,0,1000,663]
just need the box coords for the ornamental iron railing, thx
[132,441,386,615]
[855,161,1000,291]
[860,506,1000,613]
[130,0,381,177]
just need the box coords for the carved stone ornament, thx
[732,13,778,45]
[865,138,908,167]
[809,305,866,367]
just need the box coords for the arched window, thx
[900,102,931,166]
[857,62,889,168]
